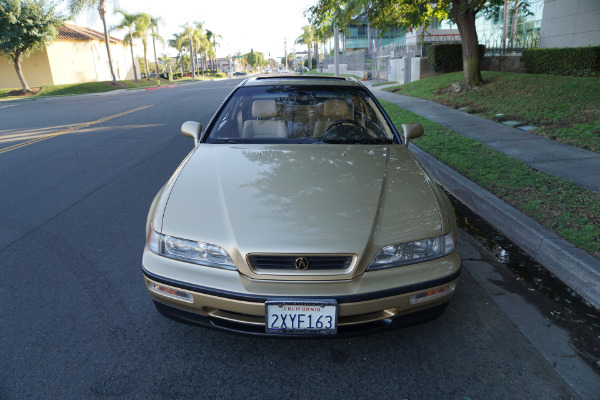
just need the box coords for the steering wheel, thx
[323,119,362,133]
[318,119,368,140]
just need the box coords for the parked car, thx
[233,71,247,76]
[142,76,461,336]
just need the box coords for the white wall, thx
[540,0,600,47]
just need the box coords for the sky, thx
[65,0,318,60]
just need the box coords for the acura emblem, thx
[295,257,309,270]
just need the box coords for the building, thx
[539,0,600,48]
[0,24,138,89]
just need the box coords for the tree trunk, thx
[12,52,31,93]
[367,22,372,58]
[308,43,312,70]
[152,32,159,82]
[502,0,509,52]
[452,0,483,89]
[510,0,519,48]
[143,45,150,80]
[98,1,117,83]
[187,28,195,80]
[129,31,138,82]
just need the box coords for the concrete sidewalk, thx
[369,83,600,193]
[365,81,600,310]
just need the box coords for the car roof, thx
[241,76,363,88]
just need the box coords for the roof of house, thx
[57,24,122,44]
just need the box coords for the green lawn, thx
[381,100,600,259]
[385,71,600,152]
[0,76,224,100]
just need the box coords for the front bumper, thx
[152,298,451,337]
[142,250,461,336]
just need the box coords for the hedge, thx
[522,46,600,76]
[428,43,486,73]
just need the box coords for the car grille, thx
[248,255,353,271]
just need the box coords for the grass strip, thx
[0,76,221,100]
[380,99,600,259]
[384,71,600,152]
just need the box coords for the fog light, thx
[149,281,193,303]
[410,283,455,304]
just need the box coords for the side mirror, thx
[181,121,202,146]
[401,123,424,147]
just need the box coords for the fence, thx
[319,32,540,82]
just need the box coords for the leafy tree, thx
[68,0,117,83]
[296,25,315,70]
[112,8,139,81]
[308,0,527,89]
[244,51,266,70]
[0,0,65,92]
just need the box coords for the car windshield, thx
[204,85,396,145]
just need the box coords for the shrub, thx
[522,47,600,76]
[428,43,485,73]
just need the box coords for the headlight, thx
[367,231,456,270]
[147,227,236,270]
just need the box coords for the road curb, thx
[410,145,600,310]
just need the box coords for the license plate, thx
[265,299,338,335]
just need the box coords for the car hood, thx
[159,144,443,271]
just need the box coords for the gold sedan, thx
[142,76,461,336]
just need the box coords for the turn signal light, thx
[149,282,193,303]
[410,283,455,304]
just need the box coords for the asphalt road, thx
[0,78,597,399]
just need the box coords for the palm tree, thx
[182,23,196,78]
[133,13,151,80]
[160,54,170,75]
[68,0,117,83]
[149,16,163,81]
[169,33,186,74]
[205,30,222,73]
[113,9,138,82]
[296,25,315,70]
[192,22,208,75]
[180,53,191,73]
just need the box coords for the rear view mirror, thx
[401,123,424,147]
[181,121,202,146]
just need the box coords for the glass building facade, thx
[343,0,545,52]
[345,25,407,50]
[476,0,545,52]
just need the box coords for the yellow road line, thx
[0,105,153,155]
